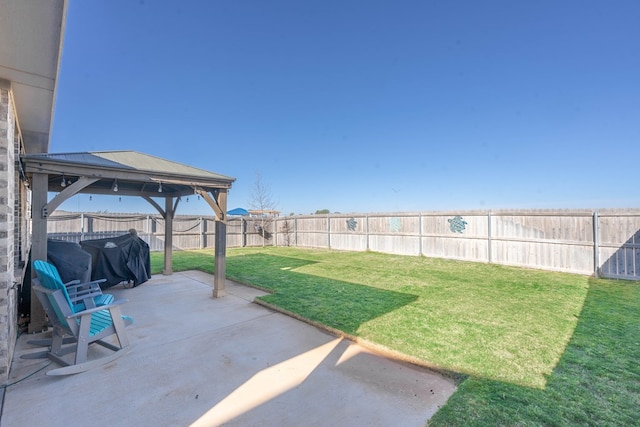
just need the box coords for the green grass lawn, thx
[150,247,640,426]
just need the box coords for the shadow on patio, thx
[3,271,455,427]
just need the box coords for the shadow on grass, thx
[428,277,640,426]
[226,253,418,336]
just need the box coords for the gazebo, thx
[21,150,235,333]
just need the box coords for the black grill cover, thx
[47,239,92,283]
[80,232,151,289]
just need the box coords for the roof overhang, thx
[0,0,68,153]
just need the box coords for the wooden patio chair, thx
[23,281,133,375]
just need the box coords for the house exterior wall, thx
[0,81,15,380]
[0,81,24,382]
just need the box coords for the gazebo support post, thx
[213,189,228,297]
[163,196,174,275]
[214,219,227,297]
[29,172,48,333]
[197,188,228,298]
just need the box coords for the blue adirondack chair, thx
[25,279,133,375]
[33,260,114,311]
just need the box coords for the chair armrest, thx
[65,299,129,318]
[66,279,107,291]
[64,279,81,286]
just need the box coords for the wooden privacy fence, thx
[47,213,217,253]
[46,209,640,281]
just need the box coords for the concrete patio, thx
[2,271,456,426]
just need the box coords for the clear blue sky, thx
[52,0,640,215]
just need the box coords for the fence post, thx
[294,217,298,246]
[145,215,150,247]
[87,214,93,235]
[241,218,246,247]
[274,217,278,247]
[366,214,370,251]
[418,212,423,256]
[327,215,331,249]
[199,217,204,249]
[80,213,85,241]
[593,211,599,278]
[487,210,492,264]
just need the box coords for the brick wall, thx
[0,82,17,381]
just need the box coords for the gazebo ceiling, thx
[21,150,235,198]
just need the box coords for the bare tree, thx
[249,173,277,246]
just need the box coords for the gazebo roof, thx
[21,150,235,198]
